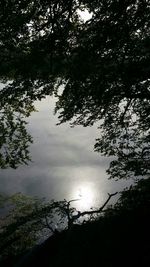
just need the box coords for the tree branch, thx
[67,192,118,228]
[44,216,55,234]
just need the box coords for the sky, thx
[78,9,93,22]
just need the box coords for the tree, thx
[0,0,150,178]
[0,0,81,168]
[54,0,150,180]
[0,192,117,263]
[0,2,150,265]
[0,0,81,80]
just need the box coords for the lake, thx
[0,95,130,211]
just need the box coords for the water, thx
[0,95,130,211]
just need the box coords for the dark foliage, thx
[55,0,150,179]
[0,0,149,178]
[0,1,150,266]
[0,0,80,167]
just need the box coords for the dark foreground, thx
[15,206,150,267]
[1,178,150,267]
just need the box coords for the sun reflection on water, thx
[70,182,102,211]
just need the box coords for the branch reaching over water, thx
[63,192,118,228]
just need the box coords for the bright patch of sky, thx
[78,9,93,22]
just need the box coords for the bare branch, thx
[120,99,132,125]
[70,192,118,224]
[68,199,81,204]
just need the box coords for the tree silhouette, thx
[0,191,117,263]
[0,0,80,168]
[0,2,150,265]
[54,0,150,180]
[0,0,150,176]
[0,0,80,80]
